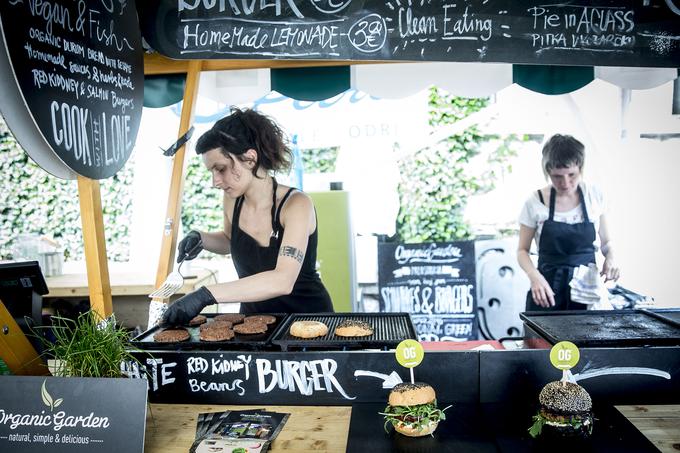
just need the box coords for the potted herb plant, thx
[37,310,139,378]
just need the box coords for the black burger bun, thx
[539,381,592,414]
[388,382,436,407]
[537,381,594,439]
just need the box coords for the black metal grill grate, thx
[520,309,680,347]
[130,313,289,351]
[271,312,417,351]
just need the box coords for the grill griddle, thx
[643,308,680,328]
[130,313,288,351]
[270,312,417,351]
[520,310,680,347]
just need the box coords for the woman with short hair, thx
[517,134,620,311]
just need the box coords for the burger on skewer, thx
[380,382,450,437]
[529,380,594,439]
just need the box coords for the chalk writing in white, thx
[256,358,355,399]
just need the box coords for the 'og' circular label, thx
[550,341,580,370]
[395,339,424,368]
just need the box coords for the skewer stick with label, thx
[395,339,425,384]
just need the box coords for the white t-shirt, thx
[518,182,606,252]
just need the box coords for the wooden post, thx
[77,176,113,318]
[154,59,203,292]
[0,300,49,376]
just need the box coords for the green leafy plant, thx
[528,411,594,438]
[0,115,133,261]
[380,401,451,433]
[528,413,547,438]
[180,155,224,236]
[36,310,139,378]
[301,146,339,173]
[396,87,526,242]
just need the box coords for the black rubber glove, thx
[162,286,217,326]
[177,230,203,263]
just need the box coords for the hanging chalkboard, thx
[0,0,144,179]
[378,241,478,341]
[138,0,680,67]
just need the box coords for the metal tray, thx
[130,313,289,351]
[270,312,417,351]
[520,309,680,347]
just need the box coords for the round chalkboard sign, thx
[0,0,144,179]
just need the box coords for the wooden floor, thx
[145,403,680,453]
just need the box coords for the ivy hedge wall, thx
[2,92,522,263]
[0,115,133,261]
[396,87,526,243]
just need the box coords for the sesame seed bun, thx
[334,319,374,337]
[388,382,436,407]
[539,381,592,415]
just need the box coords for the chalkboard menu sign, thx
[0,0,144,180]
[378,241,477,341]
[126,350,480,405]
[138,0,680,67]
[0,376,147,453]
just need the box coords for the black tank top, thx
[230,178,334,314]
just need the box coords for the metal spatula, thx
[148,241,202,299]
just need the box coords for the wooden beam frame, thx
[153,59,203,295]
[0,299,48,376]
[77,176,113,319]
[143,52,387,76]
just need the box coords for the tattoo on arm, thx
[279,246,304,263]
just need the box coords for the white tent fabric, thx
[351,62,514,98]
[197,65,678,103]
[595,67,678,90]
[199,68,271,104]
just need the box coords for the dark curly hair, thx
[195,108,291,177]
[541,134,585,177]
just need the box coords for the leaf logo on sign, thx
[41,380,63,411]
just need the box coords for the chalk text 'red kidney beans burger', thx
[380,382,450,437]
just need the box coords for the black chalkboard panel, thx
[138,0,680,67]
[0,0,144,179]
[0,376,147,453]
[378,241,478,341]
[126,350,479,405]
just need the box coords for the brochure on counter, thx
[191,409,289,453]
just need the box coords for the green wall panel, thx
[309,191,355,312]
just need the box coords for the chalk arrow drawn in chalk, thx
[573,366,671,382]
[354,370,403,389]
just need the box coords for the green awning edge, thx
[271,66,350,101]
[143,74,187,108]
[513,65,595,95]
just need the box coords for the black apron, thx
[230,178,334,314]
[525,186,596,311]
